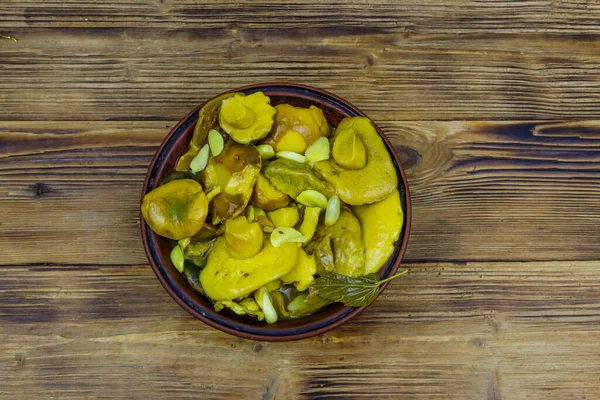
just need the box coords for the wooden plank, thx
[1,261,599,399]
[0,121,166,265]
[1,28,600,120]
[2,0,600,33]
[2,120,599,264]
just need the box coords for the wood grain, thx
[1,25,600,120]
[2,120,599,265]
[1,261,599,399]
[2,1,600,32]
[2,1,600,399]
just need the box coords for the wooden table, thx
[2,2,600,399]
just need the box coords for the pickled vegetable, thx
[176,92,237,171]
[208,129,225,156]
[275,129,307,153]
[202,141,261,223]
[141,179,208,240]
[219,92,276,144]
[184,239,214,267]
[264,158,334,199]
[281,248,317,291]
[190,144,210,173]
[255,286,278,324]
[270,227,308,247]
[170,244,185,273]
[305,236,335,276]
[296,190,328,209]
[224,216,263,259]
[314,117,397,205]
[317,208,366,277]
[325,195,340,226]
[276,151,306,164]
[352,190,404,273]
[266,205,299,228]
[143,91,406,324]
[257,144,275,160]
[297,206,321,242]
[215,299,265,321]
[263,104,330,150]
[200,237,298,301]
[332,126,366,170]
[250,174,290,211]
[305,136,330,163]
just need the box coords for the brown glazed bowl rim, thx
[140,83,412,341]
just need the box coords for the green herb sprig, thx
[0,34,17,42]
[309,270,408,307]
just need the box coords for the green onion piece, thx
[257,144,275,160]
[246,204,255,223]
[190,144,210,173]
[255,287,278,324]
[305,137,330,163]
[297,190,328,209]
[208,129,224,157]
[287,294,308,312]
[270,227,308,248]
[276,151,306,164]
[325,195,340,226]
[170,245,185,273]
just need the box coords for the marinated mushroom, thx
[263,104,330,150]
[352,189,404,273]
[332,125,367,170]
[141,179,208,240]
[281,248,317,291]
[202,140,261,223]
[305,235,335,276]
[176,92,237,171]
[274,129,307,153]
[266,205,299,228]
[297,206,321,242]
[250,174,290,211]
[219,92,276,144]
[224,216,264,259]
[317,208,366,277]
[199,237,298,301]
[264,158,334,199]
[143,91,406,324]
[184,239,215,267]
[314,117,397,205]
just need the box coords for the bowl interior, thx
[142,84,410,341]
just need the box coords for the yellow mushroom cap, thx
[200,237,298,301]
[219,92,276,144]
[315,117,397,205]
[141,179,208,240]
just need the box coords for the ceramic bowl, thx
[140,83,411,341]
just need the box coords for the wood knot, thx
[32,182,52,198]
[252,343,263,353]
[469,338,487,348]
[394,145,421,170]
[365,55,374,66]
[15,354,26,369]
